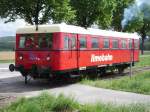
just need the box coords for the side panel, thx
[51,34,139,71]
[52,49,139,71]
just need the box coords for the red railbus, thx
[9,24,140,83]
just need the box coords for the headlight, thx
[19,56,23,60]
[37,58,40,61]
[46,57,50,61]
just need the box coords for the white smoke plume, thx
[121,0,150,29]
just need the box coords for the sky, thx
[0,19,26,37]
[0,0,147,37]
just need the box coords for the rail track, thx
[54,65,150,82]
[97,66,150,80]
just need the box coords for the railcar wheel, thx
[65,72,81,83]
[64,73,74,83]
[118,67,124,74]
[9,64,15,72]
[98,68,106,76]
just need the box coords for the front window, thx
[38,33,53,49]
[19,34,34,48]
[18,33,53,49]
[19,37,26,48]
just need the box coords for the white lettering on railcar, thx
[91,54,113,62]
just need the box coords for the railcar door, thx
[67,34,78,70]
[77,34,87,70]
[64,34,85,72]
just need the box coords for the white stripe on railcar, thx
[16,24,140,39]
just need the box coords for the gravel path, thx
[0,63,150,107]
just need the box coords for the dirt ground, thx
[0,96,17,108]
[0,52,15,61]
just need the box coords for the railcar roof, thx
[16,24,140,39]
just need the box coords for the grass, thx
[81,71,150,95]
[142,51,150,55]
[80,54,150,95]
[135,54,150,67]
[0,60,14,63]
[1,93,79,112]
[1,93,149,112]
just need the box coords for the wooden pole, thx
[130,60,132,78]
[129,39,134,78]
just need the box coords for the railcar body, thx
[9,24,140,83]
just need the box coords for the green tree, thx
[0,0,75,25]
[111,0,134,31]
[51,0,75,24]
[123,2,150,54]
[70,0,116,28]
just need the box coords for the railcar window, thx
[64,36,69,49]
[79,37,86,49]
[134,40,139,49]
[121,40,127,49]
[103,39,109,48]
[71,36,76,49]
[112,39,119,49]
[91,37,99,48]
[64,36,76,49]
[129,39,133,49]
